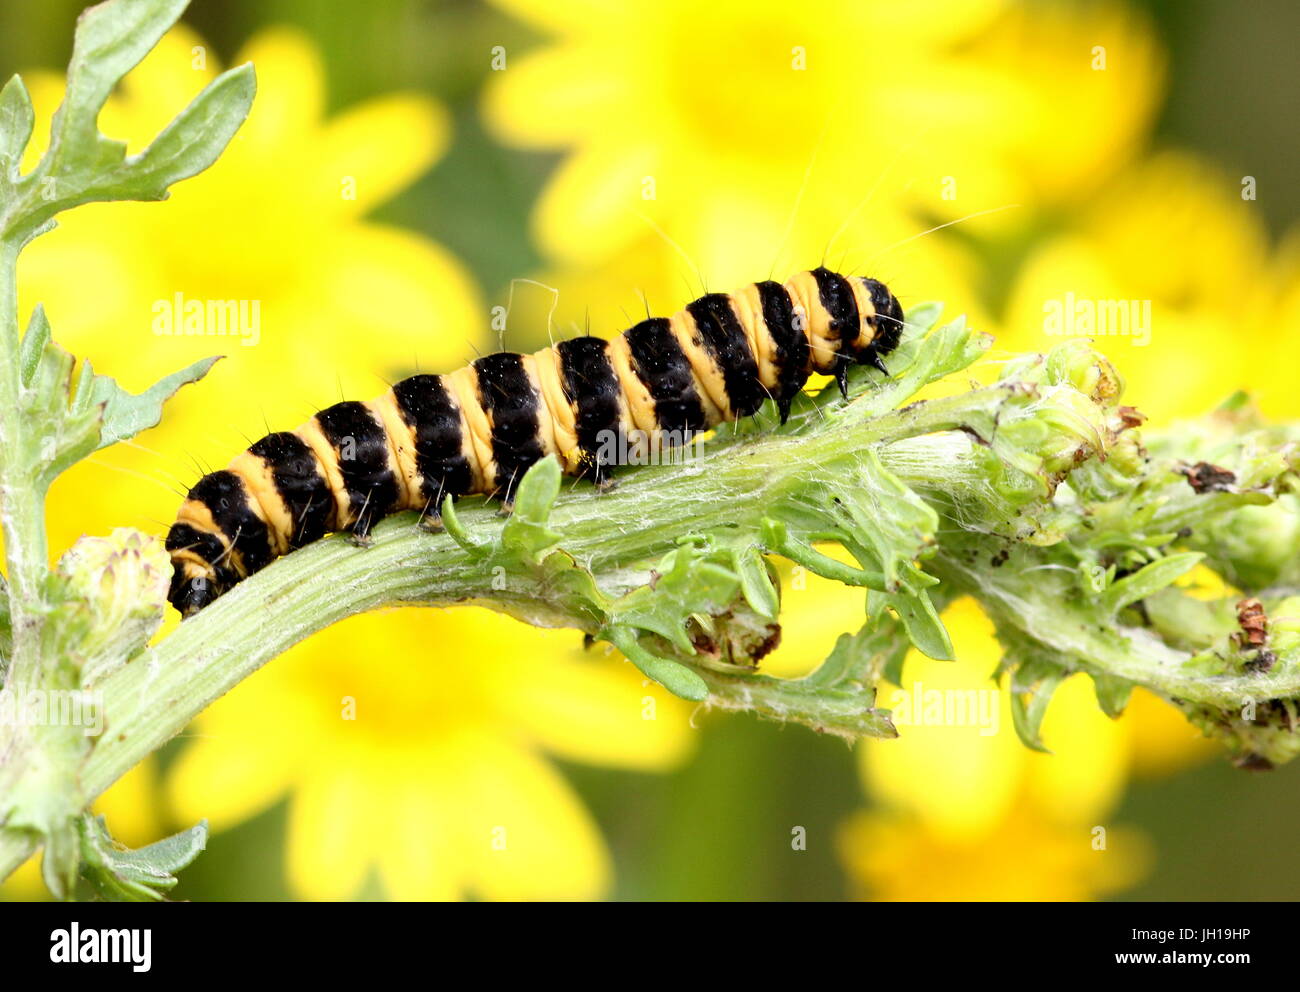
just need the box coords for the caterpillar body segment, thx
[166,267,905,616]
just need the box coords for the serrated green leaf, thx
[1,0,256,246]
[53,0,191,160]
[1100,552,1204,616]
[84,354,221,451]
[608,545,740,653]
[0,74,34,176]
[123,63,255,197]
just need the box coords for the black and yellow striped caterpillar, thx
[165,267,905,615]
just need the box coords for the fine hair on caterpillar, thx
[165,267,905,616]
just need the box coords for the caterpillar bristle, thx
[165,268,905,615]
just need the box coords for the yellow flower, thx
[838,808,1151,901]
[483,0,1160,276]
[12,22,693,902]
[166,607,693,900]
[765,569,1209,900]
[16,23,482,564]
[836,598,1209,898]
[1001,151,1295,423]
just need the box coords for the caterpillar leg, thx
[417,494,447,533]
[834,361,851,399]
[346,492,382,547]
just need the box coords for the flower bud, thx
[56,528,169,682]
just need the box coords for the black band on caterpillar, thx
[810,266,861,397]
[247,431,333,549]
[391,374,475,509]
[166,269,906,615]
[473,352,547,504]
[684,294,767,420]
[315,400,402,540]
[556,336,622,485]
[624,317,708,437]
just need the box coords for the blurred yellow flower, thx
[838,808,1151,901]
[1000,150,1297,424]
[484,0,1160,276]
[15,23,483,563]
[764,566,1211,900]
[167,608,693,900]
[9,21,695,902]
[839,598,1209,899]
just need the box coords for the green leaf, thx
[499,457,562,561]
[18,303,50,387]
[1007,657,1068,753]
[605,625,708,701]
[761,518,885,588]
[0,74,34,177]
[1,0,256,245]
[79,815,207,901]
[806,615,906,690]
[732,545,779,619]
[1100,552,1204,616]
[1091,672,1135,719]
[440,496,490,558]
[903,301,943,333]
[835,449,939,592]
[24,336,102,487]
[120,64,256,198]
[51,0,191,167]
[607,544,741,654]
[77,354,221,451]
[875,588,954,662]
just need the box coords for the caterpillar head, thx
[167,558,221,616]
[853,277,905,370]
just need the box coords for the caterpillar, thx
[166,267,905,616]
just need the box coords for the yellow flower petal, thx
[838,808,1152,901]
[231,26,326,151]
[501,642,695,771]
[449,731,611,900]
[1023,674,1129,825]
[859,599,1026,841]
[286,761,376,901]
[313,93,451,216]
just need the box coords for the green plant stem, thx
[0,241,47,688]
[1,400,1295,882]
[0,393,990,881]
